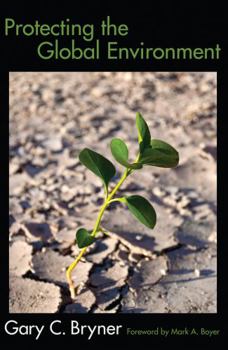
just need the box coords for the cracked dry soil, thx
[9,72,217,313]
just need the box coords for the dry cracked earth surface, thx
[9,72,217,313]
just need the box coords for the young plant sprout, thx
[66,113,179,298]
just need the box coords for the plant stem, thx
[99,226,110,236]
[66,168,131,299]
[107,197,125,204]
[66,247,87,299]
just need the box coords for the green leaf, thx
[76,228,95,248]
[110,138,142,169]
[136,112,151,152]
[110,138,128,166]
[79,148,116,190]
[139,139,179,168]
[123,195,156,229]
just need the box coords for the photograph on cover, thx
[9,72,217,313]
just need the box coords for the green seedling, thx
[66,112,179,298]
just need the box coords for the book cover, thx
[0,2,227,345]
